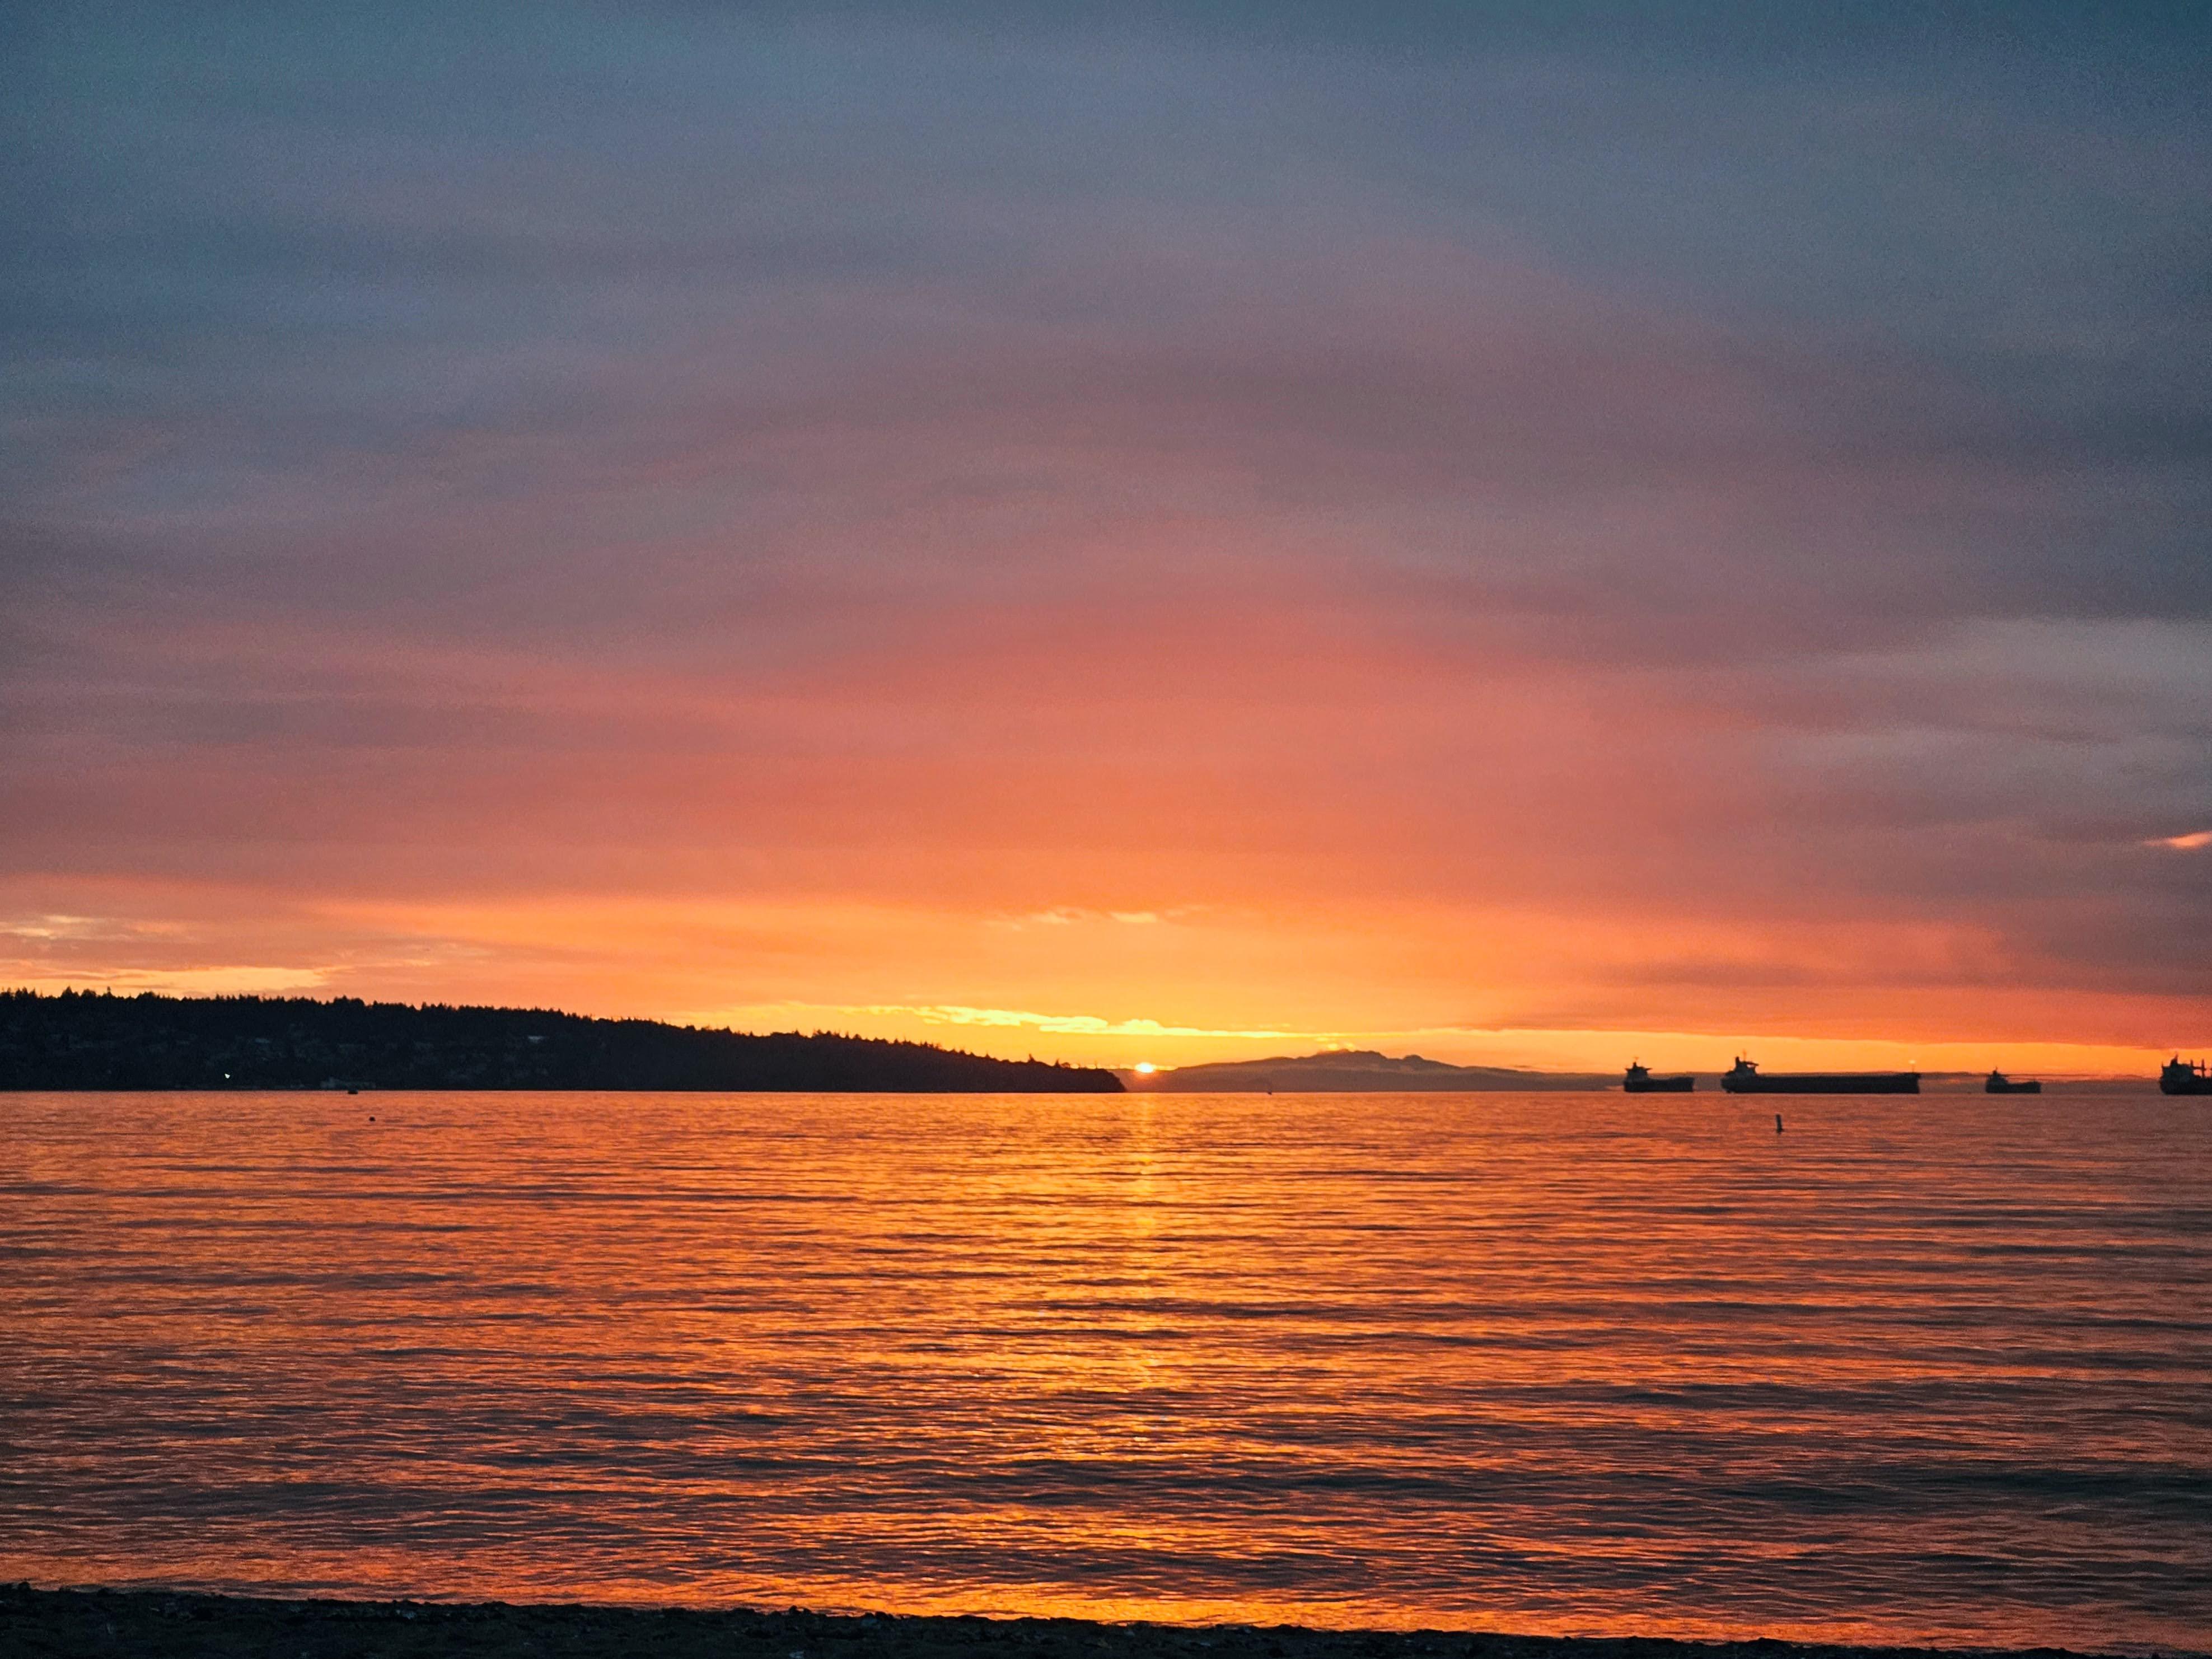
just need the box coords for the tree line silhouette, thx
[0,989,1123,1092]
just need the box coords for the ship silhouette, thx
[1720,1056,1919,1094]
[1985,1071,2042,1094]
[2160,1056,2212,1096]
[1621,1060,1694,1092]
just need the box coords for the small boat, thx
[2160,1057,2212,1096]
[1985,1071,2042,1094]
[1720,1057,1919,1094]
[1622,1060,1694,1092]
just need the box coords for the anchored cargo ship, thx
[1622,1060,1694,1093]
[2161,1056,2212,1096]
[1720,1057,1919,1094]
[1985,1071,2042,1094]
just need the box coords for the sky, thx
[4,3,2209,1074]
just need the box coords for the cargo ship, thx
[2160,1056,2212,1096]
[1985,1071,2041,1094]
[1622,1060,1694,1093]
[1720,1056,1919,1094]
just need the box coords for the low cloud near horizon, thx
[6,3,2208,1068]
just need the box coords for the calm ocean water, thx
[2,1090,2207,1649]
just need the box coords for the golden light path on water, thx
[3,1090,2208,1650]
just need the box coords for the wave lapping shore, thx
[0,1590,2139,1659]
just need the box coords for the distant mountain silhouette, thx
[1135,1050,1611,1091]
[0,989,1123,1093]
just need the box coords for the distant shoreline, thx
[1,1587,2149,1659]
[1124,1050,2163,1093]
[1123,1077,2162,1094]
[0,989,1124,1093]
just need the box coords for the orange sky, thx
[6,10,2208,1073]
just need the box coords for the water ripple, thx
[2,1089,2207,1650]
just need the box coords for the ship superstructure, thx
[1720,1057,1919,1095]
[2160,1057,2212,1096]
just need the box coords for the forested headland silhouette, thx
[0,989,1123,1092]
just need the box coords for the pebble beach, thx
[2,1589,2135,1659]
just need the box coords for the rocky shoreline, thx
[1,1587,2127,1659]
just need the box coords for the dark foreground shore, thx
[1,1587,2130,1659]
